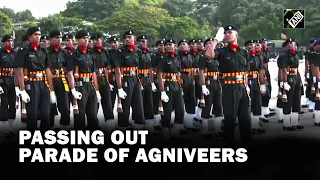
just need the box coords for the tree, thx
[0,7,15,21]
[0,11,13,37]
[161,0,196,17]
[15,10,35,22]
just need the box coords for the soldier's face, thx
[198,43,204,49]
[110,41,119,49]
[4,39,13,47]
[93,38,103,47]
[138,39,148,48]
[41,39,50,48]
[262,41,267,47]
[179,42,188,51]
[288,41,294,49]
[205,41,213,49]
[64,39,73,47]
[51,35,62,45]
[190,42,197,50]
[247,43,255,51]
[78,36,89,46]
[157,44,164,51]
[30,31,41,43]
[165,43,174,51]
[255,43,262,51]
[124,35,135,45]
[224,30,238,43]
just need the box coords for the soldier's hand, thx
[214,27,225,42]
[109,84,114,91]
[151,83,157,92]
[20,90,30,103]
[306,73,310,79]
[50,91,57,104]
[0,86,4,94]
[161,91,169,103]
[201,85,210,96]
[96,91,102,103]
[260,84,267,94]
[15,87,21,97]
[283,82,291,91]
[246,85,250,94]
[118,88,127,99]
[71,88,82,100]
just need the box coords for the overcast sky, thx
[0,0,69,18]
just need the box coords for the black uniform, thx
[137,35,154,120]
[157,43,185,128]
[0,45,16,122]
[16,27,52,131]
[305,43,316,109]
[261,39,271,108]
[66,31,99,130]
[47,39,70,127]
[116,31,145,128]
[91,44,114,121]
[214,25,251,143]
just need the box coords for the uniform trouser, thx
[110,81,118,109]
[248,78,262,116]
[261,66,271,107]
[0,77,16,121]
[98,85,114,121]
[283,76,301,114]
[161,81,184,128]
[305,76,313,100]
[74,82,99,130]
[141,77,154,119]
[153,79,160,115]
[277,81,284,108]
[20,98,27,123]
[201,79,222,118]
[182,75,196,114]
[118,76,145,127]
[25,81,51,132]
[222,84,251,143]
[194,76,202,108]
[49,79,70,127]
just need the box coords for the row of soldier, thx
[0,25,297,144]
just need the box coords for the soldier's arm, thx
[312,53,320,82]
[279,53,289,82]
[205,40,219,59]
[66,54,76,89]
[92,59,99,91]
[115,50,122,89]
[104,51,111,85]
[259,56,266,84]
[45,51,54,91]
[157,59,164,92]
[15,49,26,90]
[198,55,206,85]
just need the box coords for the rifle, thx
[73,66,79,114]
[199,68,206,107]
[21,68,28,118]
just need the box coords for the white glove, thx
[306,73,310,79]
[317,82,320,89]
[280,81,284,88]
[0,86,3,94]
[313,77,317,83]
[96,91,101,103]
[20,90,30,103]
[109,84,114,91]
[260,84,267,94]
[15,87,21,97]
[50,91,57,104]
[201,85,210,96]
[161,91,169,103]
[71,88,82,99]
[118,88,127,99]
[214,27,225,42]
[151,83,157,92]
[283,82,291,91]
[246,86,250,94]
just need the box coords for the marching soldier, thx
[260,38,275,119]
[246,39,266,133]
[197,39,205,54]
[311,39,320,125]
[40,35,50,48]
[178,39,199,131]
[90,33,114,126]
[47,30,71,130]
[136,35,157,132]
[88,39,93,50]
[206,25,252,144]
[305,39,316,113]
[278,38,303,130]
[114,30,145,130]
[67,30,101,130]
[0,35,17,137]
[157,39,187,139]
[16,26,56,132]
[198,38,223,138]
[151,39,165,130]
